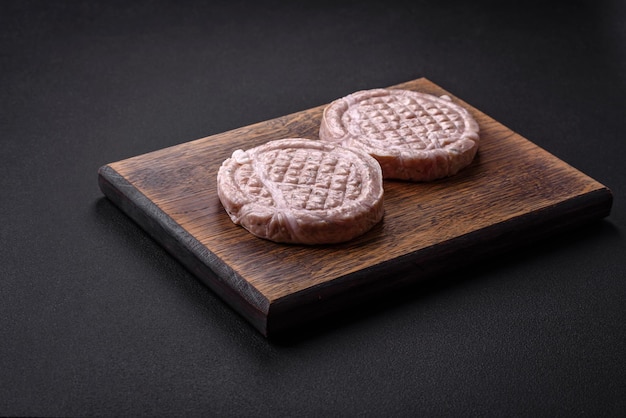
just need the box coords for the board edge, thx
[265,186,613,337]
[97,164,272,335]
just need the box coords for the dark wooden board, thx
[98,78,613,337]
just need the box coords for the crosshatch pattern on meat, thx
[348,93,469,150]
[236,147,365,211]
[217,138,384,244]
[320,89,480,181]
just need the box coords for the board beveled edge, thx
[266,186,613,336]
[97,164,272,335]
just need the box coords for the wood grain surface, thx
[98,78,613,336]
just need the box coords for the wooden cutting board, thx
[98,78,612,337]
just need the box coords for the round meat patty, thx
[217,138,384,245]
[319,88,480,181]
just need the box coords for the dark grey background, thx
[2,0,625,416]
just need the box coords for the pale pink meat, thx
[217,138,384,245]
[319,89,480,181]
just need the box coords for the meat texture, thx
[217,138,384,244]
[319,88,480,181]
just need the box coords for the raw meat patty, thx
[217,138,384,245]
[319,88,480,181]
